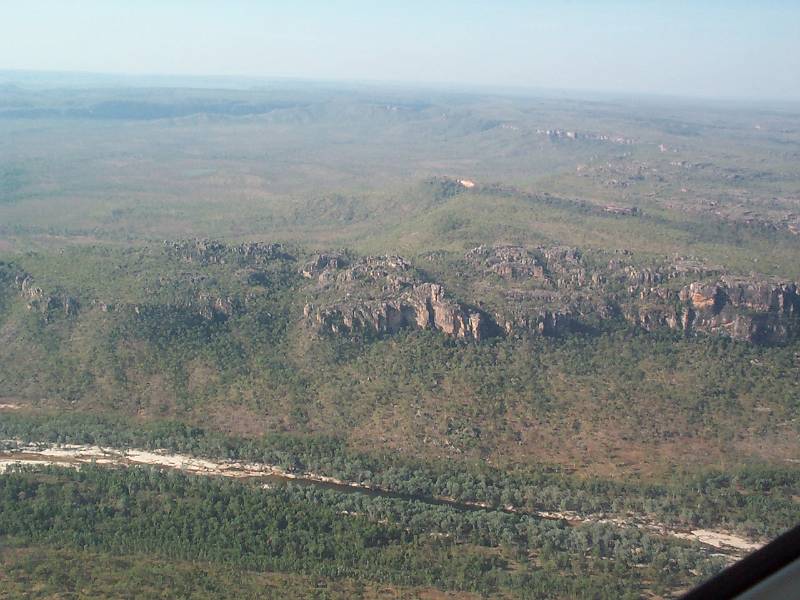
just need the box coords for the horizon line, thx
[2,66,800,107]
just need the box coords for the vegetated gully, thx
[0,441,762,559]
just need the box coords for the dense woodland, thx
[0,465,729,598]
[2,413,799,542]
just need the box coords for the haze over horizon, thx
[2,0,799,102]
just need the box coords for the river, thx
[0,441,763,557]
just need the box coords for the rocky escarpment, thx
[535,128,634,145]
[164,239,292,265]
[3,242,796,345]
[606,261,798,344]
[0,241,291,325]
[105,239,296,321]
[11,268,241,324]
[302,254,495,340]
[629,278,800,344]
[461,244,799,344]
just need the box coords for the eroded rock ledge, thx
[630,278,800,344]
[302,254,494,340]
[2,241,797,345]
[302,246,799,344]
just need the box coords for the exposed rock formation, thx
[124,291,241,324]
[604,205,640,216]
[465,245,545,281]
[301,253,347,279]
[304,255,494,340]
[3,243,796,345]
[536,128,634,145]
[14,272,79,317]
[193,293,240,321]
[623,278,799,343]
[164,239,291,265]
[679,279,799,343]
[461,244,798,344]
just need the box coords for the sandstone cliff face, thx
[3,242,796,345]
[498,308,573,336]
[416,283,489,340]
[303,255,493,341]
[461,244,798,344]
[677,279,799,343]
[301,253,346,279]
[623,278,799,343]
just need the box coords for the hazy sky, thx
[2,0,799,100]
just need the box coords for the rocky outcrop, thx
[461,244,798,344]
[5,244,794,345]
[536,128,634,145]
[301,253,347,279]
[126,287,243,323]
[164,239,291,265]
[603,205,640,216]
[193,293,239,321]
[304,255,494,341]
[465,245,545,281]
[307,283,491,341]
[297,245,800,345]
[415,283,489,339]
[14,273,79,317]
[623,278,799,343]
[543,247,586,288]
[677,279,799,343]
[498,308,573,336]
